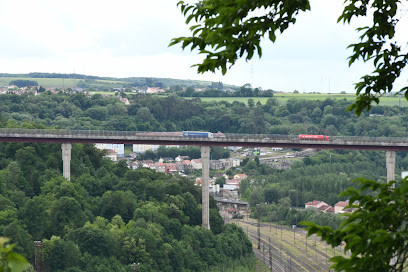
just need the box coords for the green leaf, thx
[7,252,29,272]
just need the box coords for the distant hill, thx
[0,72,235,89]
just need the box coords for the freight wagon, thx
[183,131,214,138]
[299,134,330,141]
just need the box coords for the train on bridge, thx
[298,134,330,141]
[183,131,214,138]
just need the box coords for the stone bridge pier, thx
[61,143,72,181]
[386,151,396,184]
[201,146,210,230]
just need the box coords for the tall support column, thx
[201,146,210,230]
[386,151,396,183]
[61,143,72,181]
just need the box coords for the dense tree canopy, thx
[9,80,38,88]
[0,138,253,271]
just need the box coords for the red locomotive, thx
[299,135,330,141]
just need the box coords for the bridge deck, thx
[1,128,408,151]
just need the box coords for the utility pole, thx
[257,204,261,250]
[306,235,308,252]
[130,263,140,272]
[34,241,43,272]
[269,238,273,272]
[263,243,265,264]
[280,224,282,238]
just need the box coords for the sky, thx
[0,0,407,93]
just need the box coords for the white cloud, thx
[0,0,406,92]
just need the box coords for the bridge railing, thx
[0,128,408,144]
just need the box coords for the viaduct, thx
[1,128,408,229]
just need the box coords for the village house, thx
[175,155,189,162]
[225,179,240,187]
[191,159,202,170]
[164,163,177,175]
[182,160,193,172]
[119,97,130,105]
[128,162,139,170]
[175,161,185,172]
[334,201,349,214]
[305,200,340,213]
[234,173,247,180]
[318,205,334,213]
[220,159,233,169]
[210,160,224,170]
[95,143,125,156]
[155,162,165,173]
[159,157,174,163]
[305,200,329,209]
[146,87,166,93]
[195,177,202,186]
[105,149,118,162]
[133,144,159,153]
[146,162,156,170]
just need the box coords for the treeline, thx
[0,140,253,271]
[0,92,407,137]
[177,85,274,97]
[9,80,38,88]
[0,73,228,89]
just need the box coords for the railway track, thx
[235,219,335,272]
[249,232,296,272]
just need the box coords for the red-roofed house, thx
[175,155,190,162]
[165,163,177,175]
[305,200,329,209]
[182,160,193,172]
[175,161,185,172]
[234,174,248,180]
[191,159,202,170]
[119,97,130,105]
[155,162,165,173]
[334,201,349,214]
[195,177,202,186]
[226,179,240,186]
[318,205,334,213]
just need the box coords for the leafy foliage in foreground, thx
[303,178,408,272]
[172,0,408,115]
[0,237,29,272]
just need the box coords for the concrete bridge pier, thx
[386,150,396,183]
[201,146,210,230]
[61,143,72,181]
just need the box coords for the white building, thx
[133,144,159,153]
[95,144,124,156]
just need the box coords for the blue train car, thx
[183,131,213,138]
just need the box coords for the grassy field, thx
[0,77,129,89]
[91,92,406,107]
[0,77,80,88]
[197,93,406,107]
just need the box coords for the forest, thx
[0,140,253,271]
[1,92,408,270]
[1,92,407,137]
